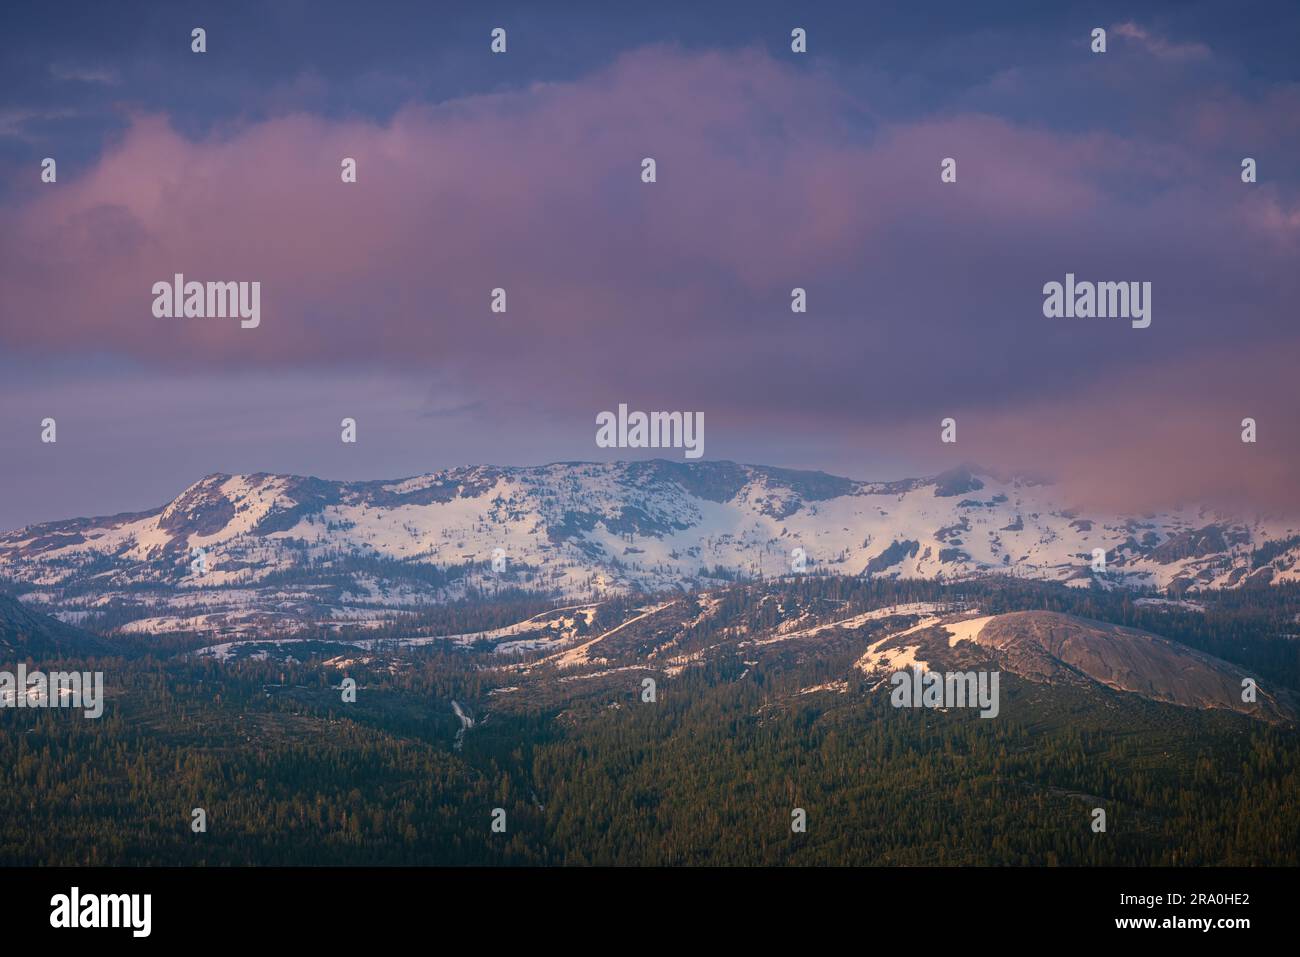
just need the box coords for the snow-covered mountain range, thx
[1,460,1297,639]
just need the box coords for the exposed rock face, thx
[845,609,1293,724]
[1150,526,1230,564]
[969,612,1294,723]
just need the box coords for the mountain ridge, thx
[2,460,1297,639]
[0,592,112,658]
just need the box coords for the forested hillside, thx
[3,578,1297,866]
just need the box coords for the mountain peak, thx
[1,460,1297,639]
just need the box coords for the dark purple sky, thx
[2,1,1298,529]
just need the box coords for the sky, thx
[1,0,1298,529]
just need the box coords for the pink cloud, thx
[3,44,1221,372]
[2,44,1298,512]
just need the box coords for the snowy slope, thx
[1,461,1297,638]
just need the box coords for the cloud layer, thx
[2,39,1298,517]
